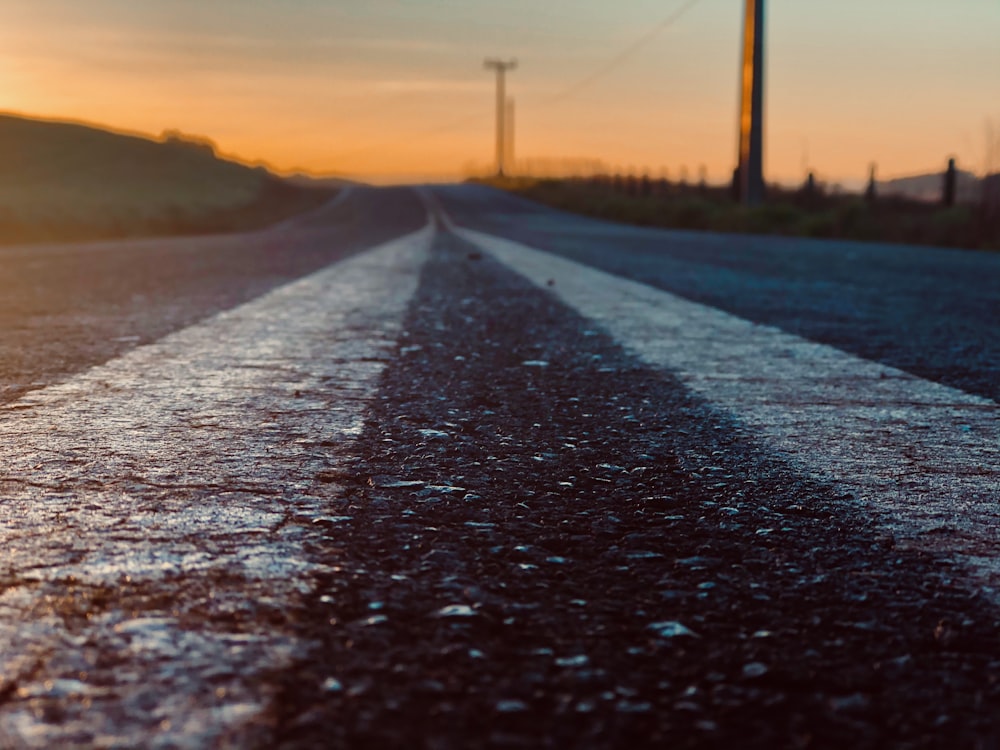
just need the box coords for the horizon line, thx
[0,108,991,188]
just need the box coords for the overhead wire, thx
[324,0,707,168]
[540,0,705,106]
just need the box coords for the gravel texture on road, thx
[460,227,1000,589]
[0,227,431,747]
[433,185,1000,404]
[272,230,1000,749]
[0,186,425,405]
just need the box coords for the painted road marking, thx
[0,224,432,748]
[457,227,1000,590]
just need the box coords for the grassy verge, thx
[479,176,1000,251]
[0,178,336,246]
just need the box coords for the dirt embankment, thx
[0,113,336,244]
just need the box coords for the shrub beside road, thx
[480,176,1000,252]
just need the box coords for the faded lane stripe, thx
[458,227,1000,589]
[0,224,432,748]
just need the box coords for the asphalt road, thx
[0,186,426,404]
[0,185,997,749]
[432,184,1000,403]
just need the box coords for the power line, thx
[542,0,705,105]
[322,1,706,170]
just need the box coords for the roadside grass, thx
[479,176,1000,252]
[0,114,335,245]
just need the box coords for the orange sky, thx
[2,0,998,185]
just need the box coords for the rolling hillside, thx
[0,114,335,243]
[880,169,981,203]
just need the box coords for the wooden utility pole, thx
[505,97,516,175]
[484,59,517,177]
[736,0,765,205]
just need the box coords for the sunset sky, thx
[2,0,998,185]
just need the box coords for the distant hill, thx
[282,172,357,190]
[0,113,336,244]
[879,169,981,204]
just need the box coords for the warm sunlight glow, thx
[1,0,997,184]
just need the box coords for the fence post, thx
[943,158,957,207]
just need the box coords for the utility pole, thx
[736,0,765,205]
[484,58,517,177]
[505,97,516,174]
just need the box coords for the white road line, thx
[0,224,432,748]
[458,227,1000,588]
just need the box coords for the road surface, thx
[0,185,997,748]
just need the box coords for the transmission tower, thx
[484,58,517,177]
[736,0,765,205]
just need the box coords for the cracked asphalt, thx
[0,222,430,747]
[1,185,998,748]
